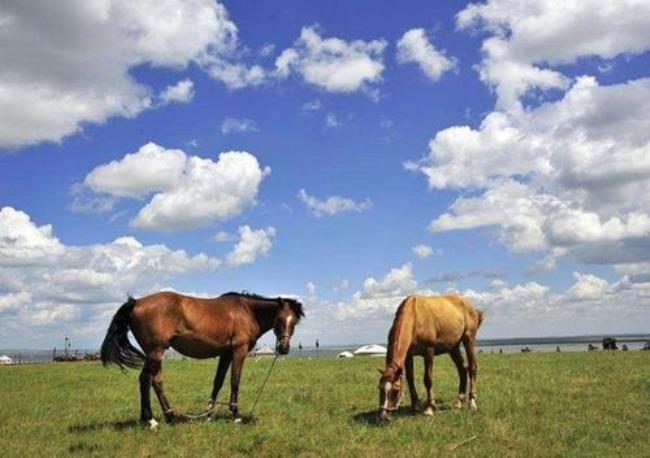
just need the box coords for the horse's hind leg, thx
[405,354,420,412]
[463,335,479,412]
[139,363,156,428]
[449,347,467,409]
[147,349,178,423]
[423,347,435,416]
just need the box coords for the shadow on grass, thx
[68,419,141,433]
[351,400,456,426]
[69,410,260,433]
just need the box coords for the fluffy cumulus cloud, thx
[396,28,457,81]
[0,0,267,149]
[310,262,650,340]
[81,142,270,230]
[275,26,387,94]
[456,0,650,110]
[226,225,276,268]
[159,79,195,105]
[407,0,650,283]
[297,189,372,217]
[0,207,219,345]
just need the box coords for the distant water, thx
[2,334,648,364]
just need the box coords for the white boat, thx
[0,354,13,365]
[337,351,354,358]
[353,344,387,357]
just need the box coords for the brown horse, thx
[100,291,304,428]
[377,294,483,422]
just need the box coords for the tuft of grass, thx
[1,352,649,457]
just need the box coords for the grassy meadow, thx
[1,351,649,457]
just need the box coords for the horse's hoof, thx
[234,417,242,424]
[147,419,159,430]
[469,399,478,412]
[423,406,435,416]
[452,400,464,410]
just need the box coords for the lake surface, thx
[2,334,648,363]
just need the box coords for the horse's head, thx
[273,298,304,355]
[377,365,403,422]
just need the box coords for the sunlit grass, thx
[1,352,648,456]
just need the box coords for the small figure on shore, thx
[602,337,618,350]
[315,338,320,355]
[588,343,598,351]
[499,348,503,354]
[622,344,628,351]
[298,342,303,353]
[556,346,561,352]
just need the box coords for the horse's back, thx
[129,292,247,357]
[407,294,481,351]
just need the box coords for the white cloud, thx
[456,0,650,110]
[0,207,219,345]
[325,113,340,128]
[275,26,387,94]
[302,99,322,111]
[306,281,316,296]
[413,73,650,275]
[82,142,270,231]
[396,28,457,81]
[568,272,610,301]
[0,0,245,149]
[412,244,439,259]
[207,62,267,90]
[84,143,187,199]
[361,263,418,299]
[226,225,276,268]
[212,231,233,243]
[159,79,195,105]
[333,278,349,293]
[221,117,259,134]
[317,261,650,339]
[297,189,372,217]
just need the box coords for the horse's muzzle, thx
[276,338,290,355]
[378,409,390,423]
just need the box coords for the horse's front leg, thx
[229,345,248,422]
[423,347,435,416]
[208,352,232,413]
[405,354,420,412]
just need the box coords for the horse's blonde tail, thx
[476,310,485,329]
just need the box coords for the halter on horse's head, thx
[377,363,403,422]
[273,297,304,354]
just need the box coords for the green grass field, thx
[1,352,649,457]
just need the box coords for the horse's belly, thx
[170,333,228,359]
[410,341,458,356]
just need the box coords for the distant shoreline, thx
[2,333,649,354]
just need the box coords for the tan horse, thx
[377,294,484,422]
[100,291,304,428]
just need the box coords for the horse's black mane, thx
[221,291,305,319]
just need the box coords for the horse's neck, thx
[386,305,415,370]
[248,299,278,337]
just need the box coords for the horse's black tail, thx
[100,297,144,371]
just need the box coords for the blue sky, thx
[1,0,650,349]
